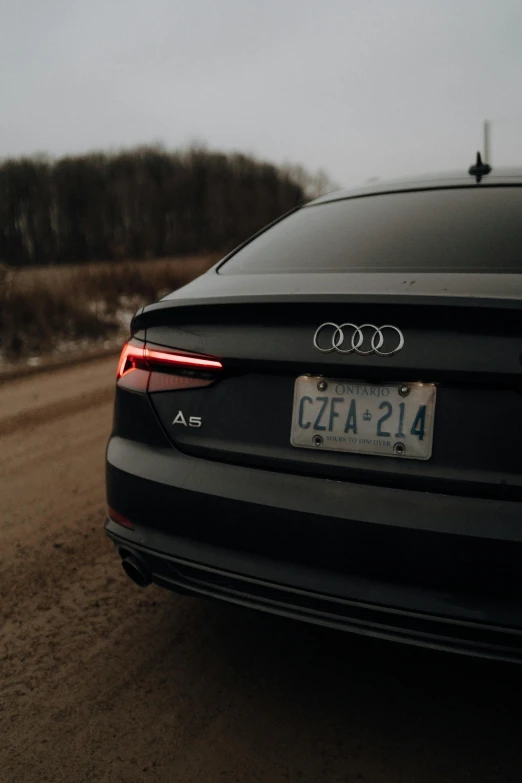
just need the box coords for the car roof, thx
[308,166,522,206]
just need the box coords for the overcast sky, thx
[1,0,521,189]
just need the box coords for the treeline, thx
[0,146,327,267]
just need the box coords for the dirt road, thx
[1,358,522,783]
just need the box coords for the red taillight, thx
[107,506,134,529]
[117,341,149,379]
[116,339,151,391]
[144,347,222,370]
[147,373,214,393]
[116,340,222,392]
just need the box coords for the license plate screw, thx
[313,435,323,447]
[398,384,410,397]
[317,379,328,391]
[394,442,406,455]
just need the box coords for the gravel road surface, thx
[1,357,521,782]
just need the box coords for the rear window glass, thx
[220,187,522,274]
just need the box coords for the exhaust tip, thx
[121,556,151,588]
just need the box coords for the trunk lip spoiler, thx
[132,289,522,332]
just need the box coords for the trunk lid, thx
[138,272,522,501]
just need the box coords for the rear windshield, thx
[220,187,522,274]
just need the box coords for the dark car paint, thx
[106,169,522,661]
[308,165,522,204]
[132,168,522,328]
[137,271,522,319]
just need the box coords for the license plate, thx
[290,376,436,460]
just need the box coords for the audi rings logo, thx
[313,322,404,356]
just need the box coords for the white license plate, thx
[291,376,436,460]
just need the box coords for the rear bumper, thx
[106,436,522,663]
[106,520,522,663]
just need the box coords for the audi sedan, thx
[105,161,522,662]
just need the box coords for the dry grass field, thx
[0,254,220,364]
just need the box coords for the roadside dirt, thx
[1,358,522,783]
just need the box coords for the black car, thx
[105,160,522,662]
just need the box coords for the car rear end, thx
[106,174,522,662]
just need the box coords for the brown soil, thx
[1,358,522,782]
